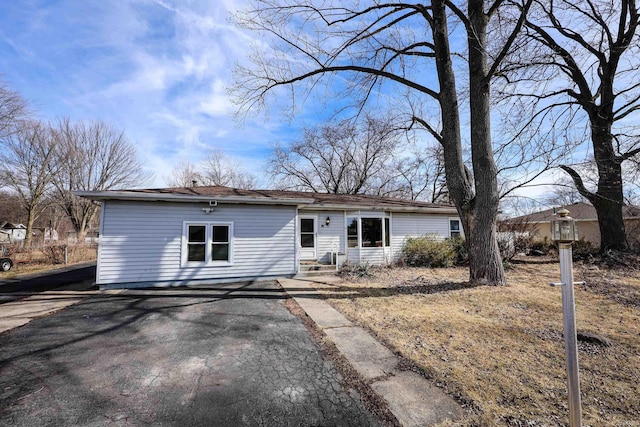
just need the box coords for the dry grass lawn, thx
[316,258,640,426]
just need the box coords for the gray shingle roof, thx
[76,185,457,212]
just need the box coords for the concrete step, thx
[296,264,337,277]
[298,263,336,272]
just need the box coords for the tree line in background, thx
[233,0,640,285]
[0,81,148,247]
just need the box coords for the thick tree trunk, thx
[466,0,506,285]
[593,194,626,251]
[432,0,506,285]
[591,123,628,251]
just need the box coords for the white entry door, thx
[299,216,317,260]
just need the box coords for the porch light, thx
[325,216,331,227]
[551,208,578,242]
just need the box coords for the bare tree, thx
[269,115,448,200]
[166,161,204,188]
[201,149,257,189]
[545,177,587,208]
[165,149,257,189]
[0,190,25,223]
[268,115,402,194]
[0,121,59,247]
[501,0,640,251]
[51,118,150,241]
[393,144,449,202]
[0,79,30,140]
[234,0,534,285]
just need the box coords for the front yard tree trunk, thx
[592,123,628,252]
[565,118,630,252]
[432,0,506,286]
[466,0,506,285]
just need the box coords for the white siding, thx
[391,214,453,260]
[98,201,296,286]
[359,247,392,265]
[345,246,394,265]
[300,210,345,264]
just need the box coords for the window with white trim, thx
[346,216,390,248]
[384,218,390,247]
[449,219,462,239]
[183,222,233,266]
[347,217,359,248]
[362,218,383,247]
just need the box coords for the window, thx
[187,225,206,262]
[347,216,391,248]
[347,217,358,248]
[384,218,390,247]
[449,219,462,239]
[361,218,382,247]
[300,218,315,248]
[211,225,230,261]
[183,222,233,266]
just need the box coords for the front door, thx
[299,216,317,260]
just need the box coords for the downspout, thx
[294,208,300,274]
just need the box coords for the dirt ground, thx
[317,256,640,427]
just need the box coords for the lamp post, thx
[550,208,582,427]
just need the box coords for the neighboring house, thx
[76,186,462,289]
[0,222,27,244]
[501,202,640,247]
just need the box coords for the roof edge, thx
[299,204,458,214]
[73,190,314,206]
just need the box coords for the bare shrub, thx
[20,243,98,266]
[529,238,556,256]
[402,236,467,268]
[0,242,21,257]
[572,238,597,261]
[42,244,68,264]
[339,262,377,279]
[498,232,534,262]
[626,220,640,254]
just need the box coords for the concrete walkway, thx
[0,290,92,333]
[279,276,464,427]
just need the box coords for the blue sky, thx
[0,0,598,204]
[0,0,325,187]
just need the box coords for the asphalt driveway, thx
[0,281,381,426]
[0,262,96,295]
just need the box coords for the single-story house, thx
[501,202,640,247]
[75,186,462,289]
[0,222,27,244]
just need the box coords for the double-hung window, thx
[211,224,231,261]
[347,217,359,248]
[449,219,462,239]
[183,222,233,266]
